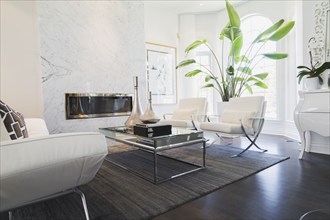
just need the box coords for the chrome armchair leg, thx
[203,133,232,148]
[74,188,90,220]
[205,137,219,147]
[8,211,12,220]
[231,124,267,158]
[231,142,254,158]
[215,133,233,146]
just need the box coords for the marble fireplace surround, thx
[38,1,146,133]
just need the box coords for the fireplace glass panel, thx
[66,93,132,119]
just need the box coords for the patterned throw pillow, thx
[0,100,29,140]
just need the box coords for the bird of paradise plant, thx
[176,0,295,101]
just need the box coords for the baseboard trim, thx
[262,120,300,141]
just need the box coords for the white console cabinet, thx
[294,90,330,159]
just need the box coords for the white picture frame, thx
[326,10,330,62]
[145,42,177,105]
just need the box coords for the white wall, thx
[144,4,179,117]
[38,1,146,133]
[0,1,43,118]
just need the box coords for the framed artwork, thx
[145,42,177,105]
[312,1,330,64]
[326,10,330,62]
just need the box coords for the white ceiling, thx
[143,0,248,14]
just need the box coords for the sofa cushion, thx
[25,118,49,137]
[0,100,29,140]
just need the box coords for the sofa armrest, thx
[1,132,107,179]
[0,132,108,211]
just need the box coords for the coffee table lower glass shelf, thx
[99,126,206,184]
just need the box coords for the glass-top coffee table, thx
[99,126,206,184]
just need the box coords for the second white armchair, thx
[159,97,208,128]
[195,96,268,157]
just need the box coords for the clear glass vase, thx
[125,76,143,128]
[140,91,160,124]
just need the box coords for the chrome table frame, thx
[100,127,206,184]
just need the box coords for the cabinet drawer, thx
[300,92,330,113]
[298,113,330,136]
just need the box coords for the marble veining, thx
[41,56,72,83]
[38,1,146,133]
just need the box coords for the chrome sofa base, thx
[7,188,90,220]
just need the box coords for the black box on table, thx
[133,124,172,137]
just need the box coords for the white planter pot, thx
[217,101,230,115]
[304,77,320,91]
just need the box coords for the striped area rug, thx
[11,145,289,220]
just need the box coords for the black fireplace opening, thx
[65,93,132,119]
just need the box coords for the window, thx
[195,48,214,114]
[241,15,277,119]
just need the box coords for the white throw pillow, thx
[172,108,197,120]
[221,110,256,128]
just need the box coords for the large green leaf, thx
[202,83,214,88]
[238,66,252,75]
[230,34,243,58]
[233,76,244,81]
[220,23,230,40]
[176,59,196,69]
[226,0,240,27]
[255,81,268,89]
[185,69,202,77]
[247,75,267,84]
[253,73,269,80]
[235,55,250,64]
[205,75,212,82]
[269,21,295,41]
[253,19,284,43]
[220,25,241,41]
[244,84,253,94]
[262,53,288,59]
[184,40,206,54]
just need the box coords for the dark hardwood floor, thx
[153,133,330,220]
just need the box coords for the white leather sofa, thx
[0,118,108,219]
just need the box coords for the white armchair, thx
[159,97,208,128]
[0,118,108,219]
[195,96,268,157]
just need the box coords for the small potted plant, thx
[297,37,330,90]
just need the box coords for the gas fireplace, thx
[65,93,132,119]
